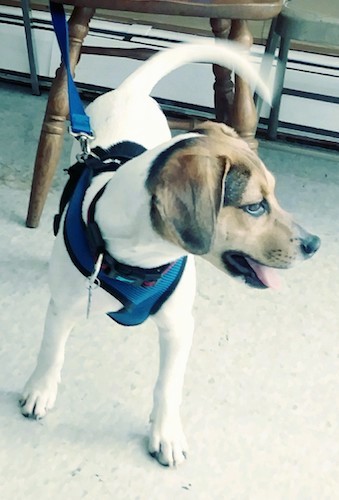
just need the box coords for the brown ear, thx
[150,153,229,254]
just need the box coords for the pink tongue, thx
[246,258,281,290]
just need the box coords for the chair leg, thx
[267,34,290,140]
[255,17,279,113]
[265,17,280,56]
[210,18,234,125]
[26,7,95,228]
[229,20,258,150]
[21,0,40,95]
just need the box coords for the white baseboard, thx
[1,5,338,143]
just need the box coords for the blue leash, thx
[49,1,94,155]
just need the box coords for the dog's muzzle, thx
[222,231,320,290]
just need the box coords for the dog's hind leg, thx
[148,256,196,467]
[20,298,76,419]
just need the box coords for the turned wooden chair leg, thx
[210,18,234,125]
[26,7,95,228]
[210,19,258,151]
[230,20,258,151]
[229,20,258,151]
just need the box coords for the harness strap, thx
[56,140,173,286]
[86,186,177,286]
[62,163,188,325]
[86,184,108,257]
[53,142,147,236]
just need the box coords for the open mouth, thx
[222,252,281,290]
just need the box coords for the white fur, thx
[21,41,271,467]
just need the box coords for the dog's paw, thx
[148,412,188,467]
[19,373,59,419]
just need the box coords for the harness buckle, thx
[69,127,95,162]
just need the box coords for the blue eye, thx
[242,201,267,217]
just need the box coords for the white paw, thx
[148,411,188,467]
[20,373,59,419]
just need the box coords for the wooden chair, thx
[26,0,283,228]
[263,0,339,139]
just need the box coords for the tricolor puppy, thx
[20,42,320,466]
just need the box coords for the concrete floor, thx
[0,82,339,500]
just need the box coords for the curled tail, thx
[119,40,272,105]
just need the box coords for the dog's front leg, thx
[149,318,194,467]
[149,314,194,467]
[148,258,196,467]
[20,298,76,419]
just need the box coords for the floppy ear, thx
[150,154,230,254]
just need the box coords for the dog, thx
[20,41,320,467]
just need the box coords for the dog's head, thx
[146,122,320,289]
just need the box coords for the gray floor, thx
[0,82,339,500]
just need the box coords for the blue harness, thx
[60,143,187,327]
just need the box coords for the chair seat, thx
[263,0,339,140]
[282,0,339,24]
[53,0,283,20]
[276,0,339,45]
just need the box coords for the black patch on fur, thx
[92,142,146,162]
[224,165,250,206]
[146,137,199,190]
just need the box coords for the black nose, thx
[301,234,321,257]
